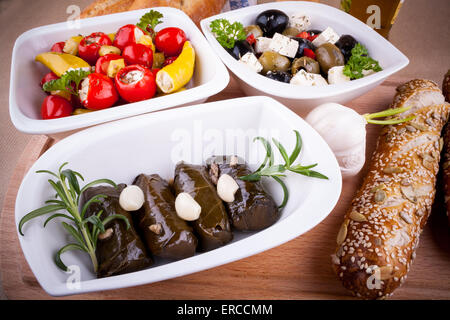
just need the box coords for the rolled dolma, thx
[133,174,198,260]
[207,155,280,231]
[173,162,233,251]
[81,184,152,278]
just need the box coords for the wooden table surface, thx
[1,77,449,300]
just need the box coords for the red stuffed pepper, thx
[113,24,145,50]
[95,54,124,75]
[114,65,156,103]
[78,32,112,64]
[79,73,118,110]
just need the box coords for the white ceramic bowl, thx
[15,96,342,296]
[10,7,229,135]
[200,1,409,116]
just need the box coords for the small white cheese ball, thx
[119,185,145,211]
[216,174,239,203]
[328,66,351,84]
[175,192,201,221]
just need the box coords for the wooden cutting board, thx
[1,77,449,300]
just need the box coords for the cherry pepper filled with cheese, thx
[34,9,195,120]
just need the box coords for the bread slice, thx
[81,0,226,26]
[80,0,135,18]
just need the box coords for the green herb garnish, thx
[137,10,163,36]
[210,18,246,49]
[43,69,91,97]
[240,130,328,209]
[343,43,382,80]
[18,163,130,273]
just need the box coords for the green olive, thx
[152,52,165,69]
[291,57,320,75]
[244,25,263,38]
[314,43,345,74]
[258,51,291,74]
[282,27,300,37]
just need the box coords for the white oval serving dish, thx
[10,7,229,135]
[200,1,409,116]
[15,96,341,296]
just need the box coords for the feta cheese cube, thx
[239,52,263,73]
[290,70,328,87]
[328,66,351,84]
[288,13,311,32]
[254,37,272,54]
[269,33,299,58]
[312,27,340,47]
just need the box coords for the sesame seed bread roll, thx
[332,79,449,299]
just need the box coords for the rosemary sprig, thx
[18,162,130,273]
[240,130,328,209]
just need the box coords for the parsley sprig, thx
[136,10,163,37]
[240,130,328,208]
[210,18,246,49]
[43,69,91,97]
[343,43,382,80]
[18,163,130,273]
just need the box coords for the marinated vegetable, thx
[291,56,320,75]
[292,37,315,58]
[156,41,195,94]
[282,27,300,37]
[173,162,233,251]
[258,51,290,74]
[227,40,254,60]
[315,43,345,74]
[133,174,198,260]
[78,32,112,64]
[115,65,156,103]
[79,73,119,110]
[266,70,291,83]
[207,156,280,231]
[255,9,289,37]
[335,35,358,63]
[244,25,263,39]
[34,10,195,119]
[210,11,381,87]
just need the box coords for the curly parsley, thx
[43,69,91,96]
[136,10,163,36]
[343,43,382,80]
[210,18,246,49]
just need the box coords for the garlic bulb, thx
[306,103,367,177]
[306,102,414,178]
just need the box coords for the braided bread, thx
[332,79,449,299]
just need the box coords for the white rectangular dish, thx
[15,96,341,296]
[10,7,229,135]
[200,1,409,116]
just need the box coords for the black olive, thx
[265,71,292,83]
[255,9,289,38]
[307,30,322,37]
[291,37,315,58]
[335,35,358,63]
[227,40,255,60]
